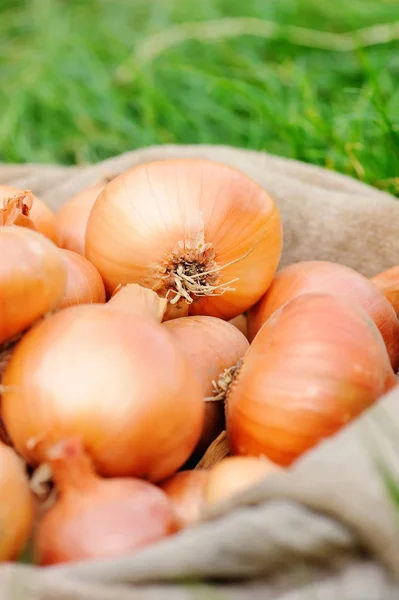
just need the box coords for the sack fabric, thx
[1,144,399,599]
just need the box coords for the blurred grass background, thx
[1,0,399,193]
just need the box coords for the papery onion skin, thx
[2,305,204,481]
[58,249,106,309]
[85,159,283,320]
[35,438,177,566]
[56,181,105,256]
[0,442,35,561]
[247,260,399,370]
[107,283,167,322]
[0,227,67,345]
[163,316,249,459]
[159,469,210,529]
[205,456,278,507]
[227,293,397,467]
[0,185,58,244]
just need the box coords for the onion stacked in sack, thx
[0,160,397,565]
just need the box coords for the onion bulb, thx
[107,283,167,322]
[247,260,399,370]
[0,186,58,244]
[371,265,399,317]
[0,442,35,561]
[58,249,106,309]
[163,316,249,459]
[85,159,283,320]
[227,293,397,466]
[159,470,210,529]
[56,180,107,256]
[35,438,178,565]
[205,456,278,507]
[0,227,67,346]
[2,304,204,481]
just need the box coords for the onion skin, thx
[159,470,210,529]
[0,227,67,345]
[2,305,204,481]
[85,159,283,320]
[205,456,278,507]
[371,265,399,317]
[58,249,106,309]
[0,442,35,561]
[163,316,249,459]
[229,314,248,339]
[0,185,58,244]
[107,283,167,322]
[35,439,178,566]
[56,181,104,256]
[247,260,399,370]
[227,293,397,467]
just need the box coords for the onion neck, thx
[0,191,36,230]
[205,359,243,403]
[48,439,97,495]
[371,265,399,316]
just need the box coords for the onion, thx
[205,456,278,507]
[159,470,210,529]
[227,293,397,466]
[0,186,58,244]
[247,260,399,370]
[56,180,105,256]
[107,283,167,322]
[35,438,178,565]
[2,304,204,481]
[85,159,282,320]
[58,249,106,309]
[0,442,35,561]
[163,316,249,459]
[0,227,67,346]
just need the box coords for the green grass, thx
[1,0,399,194]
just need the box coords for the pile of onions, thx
[0,441,35,561]
[0,227,67,347]
[0,186,58,244]
[58,249,106,309]
[163,315,249,459]
[227,293,396,466]
[1,304,204,481]
[247,260,399,369]
[56,180,107,256]
[85,159,283,320]
[35,438,177,565]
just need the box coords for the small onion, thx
[35,438,178,565]
[0,442,35,561]
[58,249,106,309]
[2,304,204,481]
[371,265,399,317]
[205,456,279,507]
[163,315,249,459]
[0,186,58,244]
[227,293,397,466]
[86,159,282,320]
[159,470,210,529]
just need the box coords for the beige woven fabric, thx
[1,144,399,599]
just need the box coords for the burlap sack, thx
[1,144,399,600]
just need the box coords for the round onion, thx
[58,249,106,309]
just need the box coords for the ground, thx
[1,0,399,194]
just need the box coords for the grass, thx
[1,0,399,194]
